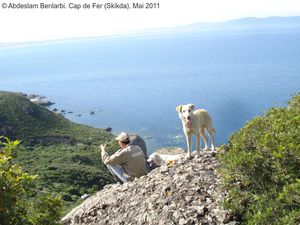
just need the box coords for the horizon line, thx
[1,15,300,49]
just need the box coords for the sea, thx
[1,23,300,153]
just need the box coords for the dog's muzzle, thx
[185,117,192,127]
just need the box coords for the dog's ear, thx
[188,104,195,110]
[176,105,183,112]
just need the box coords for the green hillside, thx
[0,91,118,213]
[0,91,112,145]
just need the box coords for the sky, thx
[0,0,300,43]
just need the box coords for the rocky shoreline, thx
[21,93,55,106]
[61,151,238,225]
[19,92,103,119]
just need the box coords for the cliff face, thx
[61,152,238,225]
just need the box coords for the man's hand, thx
[100,144,107,152]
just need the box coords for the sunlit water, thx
[1,29,299,153]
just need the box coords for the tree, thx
[0,136,62,225]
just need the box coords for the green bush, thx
[0,137,62,225]
[219,93,300,224]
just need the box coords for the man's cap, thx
[115,132,130,142]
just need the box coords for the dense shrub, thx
[0,137,62,225]
[219,93,300,224]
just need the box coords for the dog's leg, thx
[208,127,216,151]
[185,134,192,159]
[195,132,201,158]
[200,127,209,151]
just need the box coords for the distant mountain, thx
[224,16,300,26]
[157,16,300,36]
[2,16,299,48]
[92,16,300,40]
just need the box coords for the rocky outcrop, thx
[61,151,238,225]
[26,94,55,106]
[105,127,112,132]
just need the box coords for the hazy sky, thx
[1,0,300,43]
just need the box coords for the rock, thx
[211,151,217,157]
[192,205,208,217]
[60,151,238,225]
[28,94,38,99]
[178,218,187,225]
[160,166,169,173]
[80,194,90,200]
[34,99,54,106]
[27,94,55,106]
[105,127,112,132]
[226,222,240,225]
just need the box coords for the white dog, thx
[147,152,183,166]
[176,104,215,159]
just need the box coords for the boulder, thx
[61,150,238,225]
[105,127,112,132]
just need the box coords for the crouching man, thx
[100,132,149,183]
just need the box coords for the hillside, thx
[0,91,112,145]
[0,91,119,213]
[61,152,238,225]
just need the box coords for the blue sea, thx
[0,24,300,153]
